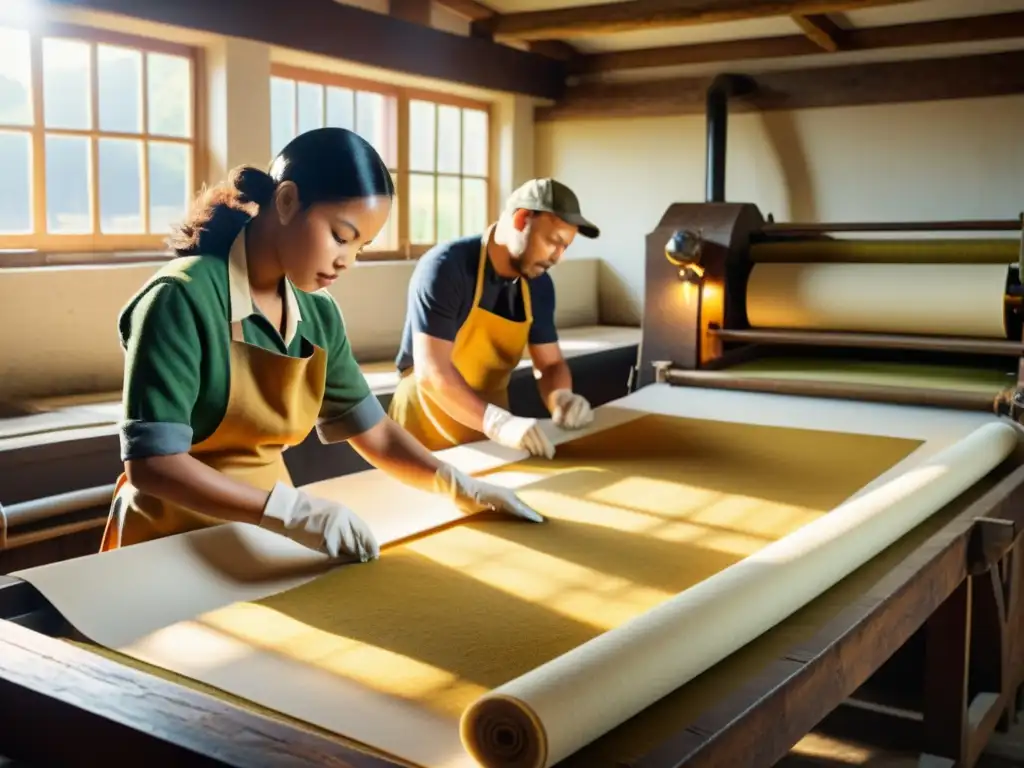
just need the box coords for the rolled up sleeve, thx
[119,281,202,461]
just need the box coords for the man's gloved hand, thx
[434,463,544,523]
[482,403,555,459]
[550,389,593,430]
[260,482,380,562]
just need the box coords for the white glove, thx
[482,403,555,459]
[550,389,593,430]
[260,482,380,562]
[434,464,544,523]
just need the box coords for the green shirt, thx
[118,237,384,462]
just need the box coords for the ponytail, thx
[166,166,277,257]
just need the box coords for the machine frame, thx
[1,458,1022,768]
[636,203,1024,421]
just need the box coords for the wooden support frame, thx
[478,0,917,41]
[538,49,1024,122]
[49,0,566,100]
[572,11,1024,74]
[2,450,1023,767]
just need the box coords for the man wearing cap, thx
[388,178,599,459]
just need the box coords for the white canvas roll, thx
[746,262,1009,338]
[460,419,1018,768]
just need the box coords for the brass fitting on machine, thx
[665,229,705,284]
[993,386,1024,425]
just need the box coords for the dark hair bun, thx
[230,166,277,208]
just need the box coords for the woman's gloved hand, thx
[260,482,380,562]
[434,464,544,523]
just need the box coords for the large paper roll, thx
[749,238,1019,264]
[745,262,1010,338]
[460,420,1017,768]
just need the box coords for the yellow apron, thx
[388,226,532,451]
[100,317,327,551]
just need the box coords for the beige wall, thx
[535,94,1024,326]
[0,257,600,401]
[0,6,548,402]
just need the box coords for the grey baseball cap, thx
[503,178,599,239]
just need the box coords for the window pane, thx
[0,28,32,126]
[297,81,323,135]
[326,86,353,130]
[356,91,391,166]
[270,77,296,157]
[0,130,31,234]
[462,177,487,237]
[98,45,142,133]
[409,173,434,245]
[149,140,190,235]
[462,109,488,177]
[409,99,435,173]
[437,176,460,243]
[437,105,461,174]
[45,134,91,234]
[43,38,91,130]
[147,53,191,138]
[98,138,143,233]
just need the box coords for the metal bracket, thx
[652,361,674,384]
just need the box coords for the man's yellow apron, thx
[388,227,532,451]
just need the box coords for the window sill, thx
[0,249,175,269]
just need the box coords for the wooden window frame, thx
[270,63,495,262]
[0,20,203,260]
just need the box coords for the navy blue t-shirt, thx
[396,235,558,372]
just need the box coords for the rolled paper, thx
[459,420,1017,768]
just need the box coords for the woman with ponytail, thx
[105,127,541,562]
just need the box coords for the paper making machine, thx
[636,202,1024,418]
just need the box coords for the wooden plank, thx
[433,0,495,22]
[791,13,842,51]
[49,0,566,100]
[528,40,580,61]
[389,0,431,26]
[538,49,1024,121]
[0,616,403,768]
[575,10,1024,74]
[480,0,916,41]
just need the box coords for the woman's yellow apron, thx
[100,318,327,551]
[388,227,532,451]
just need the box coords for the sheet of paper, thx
[12,385,1018,768]
[746,262,1010,338]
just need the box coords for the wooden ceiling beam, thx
[574,10,1024,74]
[480,0,917,41]
[48,0,567,99]
[538,49,1024,121]
[431,0,581,62]
[432,0,496,22]
[389,0,431,26]
[791,14,843,51]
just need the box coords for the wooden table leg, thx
[919,577,971,768]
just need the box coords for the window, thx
[0,22,198,254]
[269,65,491,260]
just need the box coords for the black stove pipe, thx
[705,74,752,203]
